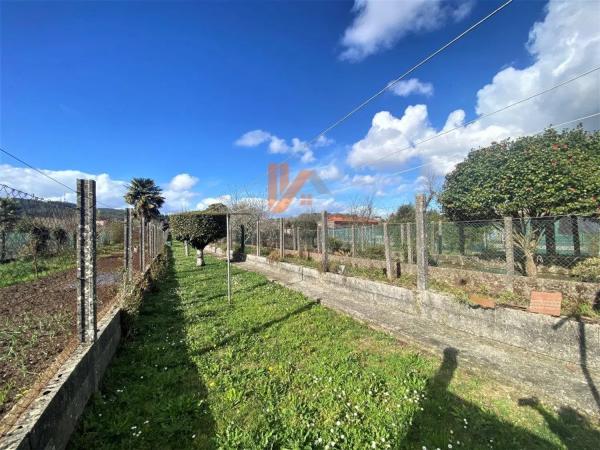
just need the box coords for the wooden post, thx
[383,222,395,280]
[504,216,515,290]
[415,194,428,291]
[256,219,261,256]
[76,179,97,343]
[351,224,356,258]
[321,211,329,272]
[279,218,284,258]
[240,224,245,254]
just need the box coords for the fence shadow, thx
[192,300,318,357]
[399,347,599,449]
[69,251,217,449]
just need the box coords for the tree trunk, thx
[196,248,205,266]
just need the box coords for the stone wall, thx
[241,253,600,369]
[243,246,599,305]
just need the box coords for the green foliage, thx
[169,205,227,252]
[328,237,350,254]
[389,203,415,222]
[124,178,165,220]
[571,257,600,282]
[439,126,600,220]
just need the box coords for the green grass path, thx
[69,243,600,449]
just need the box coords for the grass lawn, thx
[69,243,600,449]
[0,244,122,289]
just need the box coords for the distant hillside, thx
[7,198,124,221]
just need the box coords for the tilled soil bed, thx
[0,254,122,421]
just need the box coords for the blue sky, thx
[1,0,598,215]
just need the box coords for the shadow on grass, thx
[401,348,600,449]
[68,252,217,449]
[193,300,318,357]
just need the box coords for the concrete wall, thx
[1,308,122,450]
[243,253,600,369]
[247,245,599,305]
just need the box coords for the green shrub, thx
[571,257,600,282]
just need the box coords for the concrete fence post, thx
[279,218,284,258]
[383,222,395,280]
[140,216,145,270]
[124,208,133,282]
[295,226,300,256]
[504,216,515,290]
[400,223,406,263]
[407,223,413,264]
[76,179,97,343]
[256,219,261,256]
[437,220,443,255]
[361,226,366,252]
[184,240,189,256]
[415,194,428,291]
[351,224,356,258]
[316,225,321,253]
[321,210,329,272]
[240,224,245,254]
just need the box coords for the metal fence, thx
[0,181,167,434]
[223,198,598,318]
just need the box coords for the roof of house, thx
[327,214,379,225]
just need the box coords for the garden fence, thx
[0,181,168,435]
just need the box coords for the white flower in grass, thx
[192,434,196,439]
[448,445,453,449]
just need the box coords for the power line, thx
[356,66,600,169]
[371,111,600,211]
[1,146,77,194]
[0,146,119,209]
[309,0,513,144]
[234,0,514,194]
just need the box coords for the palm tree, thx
[124,178,165,219]
[0,198,21,262]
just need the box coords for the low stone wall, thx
[244,246,599,305]
[1,252,169,450]
[242,253,600,369]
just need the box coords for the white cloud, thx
[235,129,332,163]
[168,173,198,191]
[347,0,600,174]
[235,129,271,147]
[195,194,232,210]
[317,163,343,181]
[0,164,127,208]
[389,78,434,97]
[340,0,473,61]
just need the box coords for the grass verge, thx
[69,243,599,449]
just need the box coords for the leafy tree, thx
[0,198,20,262]
[170,204,227,266]
[52,227,69,253]
[124,178,165,220]
[18,220,50,276]
[439,126,600,275]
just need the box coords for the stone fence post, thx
[256,219,261,256]
[504,216,515,291]
[124,208,133,282]
[383,222,396,280]
[77,179,97,343]
[321,210,329,272]
[415,194,428,291]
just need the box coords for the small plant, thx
[571,258,600,282]
[267,249,281,263]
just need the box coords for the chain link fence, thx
[0,182,168,434]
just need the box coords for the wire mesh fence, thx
[0,182,168,433]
